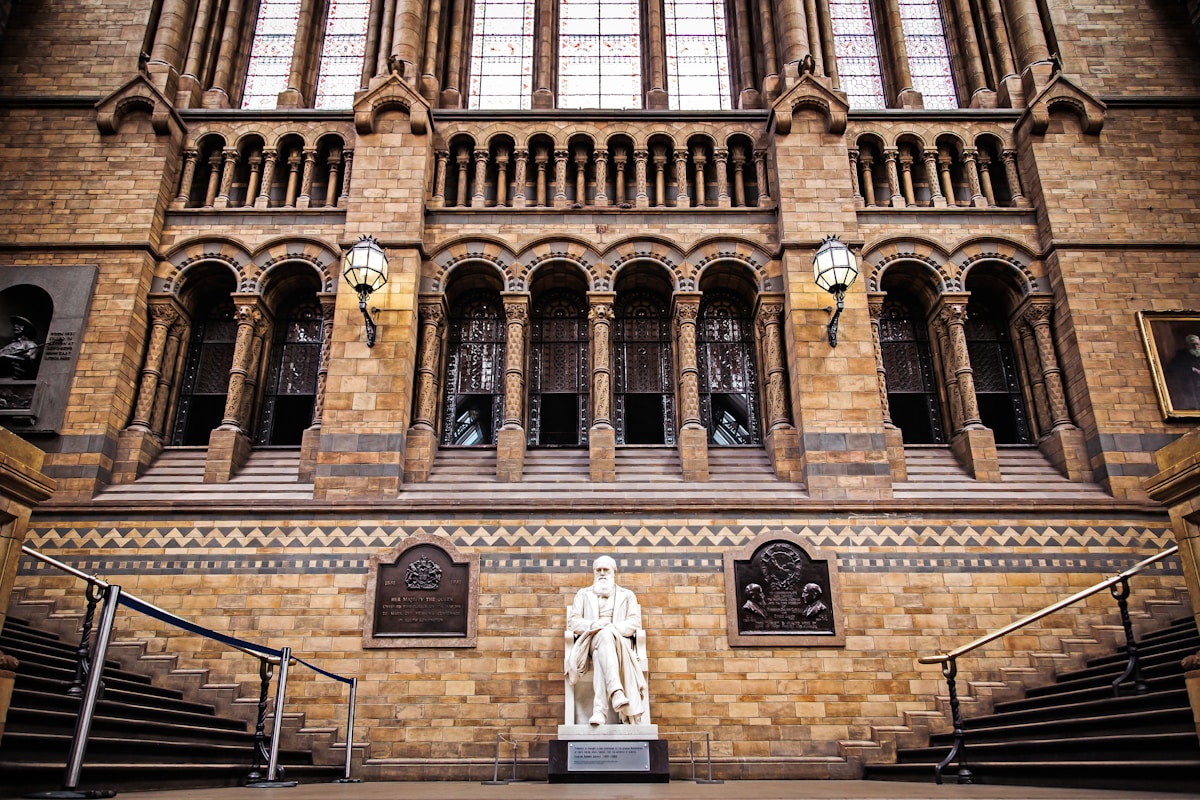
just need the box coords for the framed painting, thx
[1138,310,1200,420]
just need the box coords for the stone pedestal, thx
[678,425,709,482]
[549,732,668,783]
[765,425,802,482]
[1040,425,1091,482]
[204,427,252,483]
[112,426,163,484]
[403,425,439,483]
[884,425,907,482]
[298,426,321,483]
[951,425,1001,482]
[590,425,616,482]
[496,426,526,482]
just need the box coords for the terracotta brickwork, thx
[0,0,1198,782]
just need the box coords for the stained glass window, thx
[559,0,642,109]
[899,0,957,109]
[242,0,301,109]
[665,0,730,110]
[468,0,535,109]
[829,0,886,108]
[314,0,370,109]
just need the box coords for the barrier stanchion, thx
[334,677,361,783]
[248,647,297,788]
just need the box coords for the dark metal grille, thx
[613,290,674,445]
[529,290,589,446]
[879,297,945,443]
[698,290,760,445]
[172,302,236,446]
[965,298,1031,444]
[256,301,322,446]
[441,290,506,446]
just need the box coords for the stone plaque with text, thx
[363,532,478,648]
[724,530,845,647]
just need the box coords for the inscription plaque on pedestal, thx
[567,741,650,772]
[363,532,478,648]
[724,530,845,647]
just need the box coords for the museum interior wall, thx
[0,0,1198,780]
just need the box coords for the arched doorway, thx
[529,289,589,446]
[698,289,761,445]
[966,295,1031,443]
[613,289,674,445]
[441,289,506,446]
[256,297,323,446]
[879,294,945,444]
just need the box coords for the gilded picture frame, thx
[1138,310,1200,420]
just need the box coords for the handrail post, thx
[702,731,722,784]
[29,584,123,799]
[67,583,103,698]
[248,647,297,788]
[246,658,273,783]
[1110,578,1148,696]
[334,677,361,783]
[933,657,972,785]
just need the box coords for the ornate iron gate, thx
[613,290,675,445]
[698,290,761,445]
[529,290,589,446]
[441,290,506,446]
[172,302,236,446]
[256,301,323,446]
[965,297,1031,444]
[879,296,945,444]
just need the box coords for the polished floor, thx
[115,781,1200,800]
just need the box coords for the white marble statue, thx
[565,555,649,726]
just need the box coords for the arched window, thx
[613,290,675,445]
[469,0,535,109]
[698,290,760,445]
[441,290,506,446]
[256,300,323,446]
[242,0,302,109]
[172,302,236,446]
[965,297,1031,444]
[879,295,945,443]
[898,0,956,109]
[314,0,372,109]
[830,0,886,108]
[665,0,732,110]
[529,290,589,446]
[559,0,642,109]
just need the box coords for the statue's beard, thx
[593,576,615,597]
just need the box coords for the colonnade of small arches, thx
[849,130,1028,209]
[432,129,772,210]
[174,131,354,211]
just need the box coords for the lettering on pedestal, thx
[567,742,651,772]
[363,531,479,648]
[724,530,845,647]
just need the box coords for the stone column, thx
[924,149,946,207]
[245,153,264,208]
[848,149,863,207]
[299,294,337,482]
[512,148,529,208]
[419,0,445,102]
[860,153,877,207]
[324,151,342,208]
[948,0,989,102]
[592,149,609,206]
[534,148,549,206]
[731,0,761,108]
[652,147,668,207]
[439,0,467,106]
[574,148,589,205]
[338,150,354,207]
[203,152,222,207]
[496,149,510,207]
[731,147,747,207]
[978,153,997,206]
[472,148,489,208]
[204,0,249,107]
[284,151,302,207]
[213,148,238,209]
[206,297,262,483]
[255,149,277,209]
[1020,298,1089,481]
[881,0,919,106]
[899,153,916,206]
[777,0,812,84]
[404,297,448,483]
[869,293,907,480]
[553,149,569,208]
[532,0,557,109]
[644,0,669,108]
[962,148,987,207]
[456,147,471,206]
[691,145,707,207]
[755,297,801,481]
[714,148,730,208]
[114,299,185,483]
[756,0,781,100]
[938,296,1001,481]
[938,151,957,206]
[673,149,690,208]
[1002,150,1030,207]
[673,293,708,481]
[754,150,771,207]
[1003,0,1052,74]
[613,148,628,206]
[496,294,529,482]
[174,149,198,207]
[147,0,196,93]
[151,320,185,439]
[588,293,617,482]
[884,149,904,207]
[634,149,650,208]
[297,148,317,209]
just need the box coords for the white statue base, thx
[558,723,659,740]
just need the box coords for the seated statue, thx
[564,555,650,726]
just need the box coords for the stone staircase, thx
[92,448,314,505]
[0,612,345,796]
[396,445,805,511]
[893,445,1110,501]
[863,613,1200,793]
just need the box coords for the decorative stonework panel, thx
[363,531,479,648]
[725,530,845,647]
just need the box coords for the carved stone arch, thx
[863,239,952,291]
[934,130,969,152]
[250,238,340,294]
[888,127,931,151]
[428,239,518,293]
[1020,75,1106,136]
[956,247,1040,297]
[352,73,431,135]
[689,239,772,293]
[520,239,604,292]
[95,75,184,137]
[605,239,686,291]
[233,130,271,150]
[162,239,252,295]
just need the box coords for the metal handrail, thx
[918,544,1180,786]
[919,544,1178,665]
[18,544,360,794]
